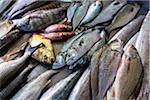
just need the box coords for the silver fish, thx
[11,70,57,100]
[0,45,38,90]
[98,39,123,99]
[67,2,81,23]
[72,0,90,30]
[65,29,101,65]
[27,64,48,82]
[114,45,143,100]
[80,0,102,25]
[68,68,91,100]
[39,71,81,100]
[13,7,67,32]
[0,62,37,99]
[85,0,126,27]
[109,15,145,46]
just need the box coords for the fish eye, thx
[114,2,120,5]
[130,7,134,12]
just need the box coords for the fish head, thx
[125,3,140,14]
[95,0,102,6]
[66,47,78,65]
[52,53,66,69]
[109,39,123,52]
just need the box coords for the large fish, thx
[109,15,145,46]
[68,68,91,100]
[67,2,81,23]
[13,7,67,32]
[11,70,57,100]
[0,44,39,90]
[39,71,81,100]
[27,64,48,82]
[85,0,126,27]
[113,45,143,100]
[72,0,90,30]
[106,3,140,33]
[0,62,37,99]
[98,39,123,99]
[80,0,102,25]
[6,0,48,19]
[136,11,150,100]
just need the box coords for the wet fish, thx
[72,0,90,30]
[80,0,102,25]
[113,45,143,100]
[67,2,81,23]
[0,62,37,99]
[39,71,81,100]
[65,29,102,65]
[98,39,123,99]
[109,15,145,46]
[85,1,126,27]
[68,68,91,100]
[6,0,48,19]
[135,11,150,100]
[11,70,57,100]
[0,44,39,90]
[106,3,140,33]
[27,64,48,82]
[13,7,67,32]
[45,24,72,33]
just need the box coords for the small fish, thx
[39,71,81,100]
[0,44,39,90]
[109,15,145,46]
[98,39,123,99]
[67,2,81,23]
[135,11,150,100]
[45,24,72,33]
[6,0,48,19]
[72,0,90,30]
[80,0,102,25]
[13,7,67,32]
[68,68,91,100]
[106,3,140,33]
[0,62,37,99]
[85,1,126,27]
[113,45,143,100]
[27,64,48,82]
[41,32,75,41]
[11,70,57,100]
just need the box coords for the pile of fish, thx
[0,0,149,100]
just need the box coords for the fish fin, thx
[25,43,42,55]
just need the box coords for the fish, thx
[98,39,123,99]
[39,71,81,100]
[68,68,91,100]
[109,15,145,46]
[0,62,38,99]
[27,64,48,82]
[52,29,91,69]
[113,45,143,100]
[90,47,105,100]
[6,0,48,19]
[0,0,15,15]
[45,24,72,33]
[30,34,55,64]
[80,0,102,25]
[10,70,57,100]
[69,30,107,69]
[0,44,39,90]
[13,7,67,32]
[41,32,75,41]
[72,0,90,30]
[106,3,140,33]
[67,2,81,23]
[56,0,81,2]
[65,29,102,65]
[135,11,150,100]
[23,2,63,15]
[85,0,127,27]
